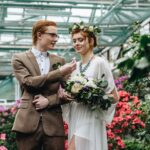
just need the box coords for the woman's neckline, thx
[81,55,95,65]
[79,55,95,73]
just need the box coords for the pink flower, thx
[140,121,145,128]
[0,133,6,140]
[114,129,122,134]
[117,84,123,89]
[132,118,141,124]
[10,106,17,115]
[117,139,125,149]
[64,140,68,150]
[131,125,136,129]
[125,115,132,121]
[0,106,6,112]
[119,91,130,98]
[3,112,8,117]
[107,130,115,139]
[0,146,8,150]
[122,122,129,128]
[122,97,129,102]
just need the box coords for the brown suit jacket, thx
[12,50,66,136]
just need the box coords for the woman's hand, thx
[58,86,74,101]
[109,88,120,103]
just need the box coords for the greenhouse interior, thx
[0,0,150,149]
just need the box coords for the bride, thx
[62,22,120,150]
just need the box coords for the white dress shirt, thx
[31,47,50,75]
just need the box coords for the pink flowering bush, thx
[0,105,17,149]
[107,90,146,150]
[1,94,150,150]
[0,103,69,150]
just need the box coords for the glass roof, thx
[0,0,149,50]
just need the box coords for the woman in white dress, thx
[62,23,120,150]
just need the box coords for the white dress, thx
[62,56,117,150]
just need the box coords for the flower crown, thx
[69,22,101,36]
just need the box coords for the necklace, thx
[79,55,94,74]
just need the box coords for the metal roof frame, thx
[0,0,150,78]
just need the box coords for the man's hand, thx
[32,94,49,110]
[59,59,76,76]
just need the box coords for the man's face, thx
[37,26,59,50]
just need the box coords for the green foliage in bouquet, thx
[64,74,114,111]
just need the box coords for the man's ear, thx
[37,32,42,40]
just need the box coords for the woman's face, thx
[72,32,90,55]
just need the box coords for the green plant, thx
[116,24,150,81]
[123,77,150,100]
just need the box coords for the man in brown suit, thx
[11,20,76,150]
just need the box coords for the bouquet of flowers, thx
[64,74,114,111]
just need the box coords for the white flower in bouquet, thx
[70,75,87,84]
[71,82,84,94]
[85,78,97,88]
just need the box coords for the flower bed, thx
[1,91,150,149]
[0,105,68,150]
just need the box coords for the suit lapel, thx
[26,50,41,75]
[25,50,60,74]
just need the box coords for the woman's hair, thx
[32,20,57,45]
[71,29,97,47]
[69,22,101,47]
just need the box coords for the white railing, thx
[0,99,15,108]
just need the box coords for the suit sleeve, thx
[45,94,69,108]
[12,54,63,89]
[45,58,70,107]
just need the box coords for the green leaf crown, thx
[69,21,101,36]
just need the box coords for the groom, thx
[11,20,76,150]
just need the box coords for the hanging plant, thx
[115,22,150,82]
